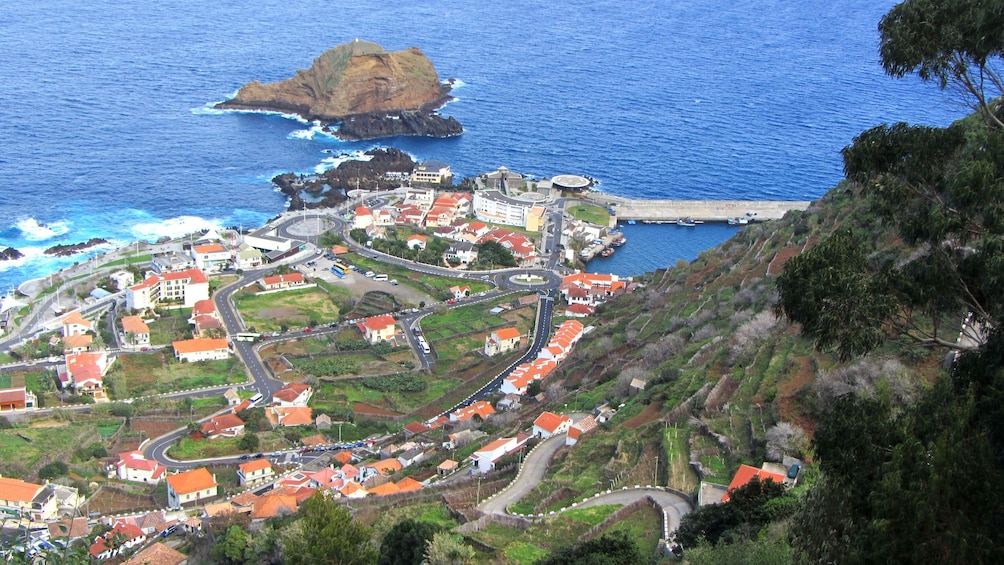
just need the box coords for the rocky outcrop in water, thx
[273,148,416,210]
[216,40,460,140]
[334,110,462,141]
[0,247,24,261]
[44,238,108,257]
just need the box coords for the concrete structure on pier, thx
[584,194,811,223]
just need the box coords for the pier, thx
[583,193,812,223]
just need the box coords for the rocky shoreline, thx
[273,148,416,211]
[0,247,24,261]
[44,238,108,257]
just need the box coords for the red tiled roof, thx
[173,337,228,354]
[534,411,571,433]
[363,314,397,332]
[494,327,520,341]
[194,243,226,254]
[191,299,216,316]
[121,315,150,334]
[165,467,217,495]
[239,458,272,474]
[721,464,787,502]
[262,273,305,286]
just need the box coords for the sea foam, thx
[129,216,224,242]
[16,218,70,241]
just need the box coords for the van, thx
[373,274,388,281]
[365,271,375,278]
[249,393,264,405]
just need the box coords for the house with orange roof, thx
[438,459,459,475]
[566,415,598,447]
[449,285,471,300]
[0,476,54,520]
[367,481,400,497]
[188,299,223,337]
[306,468,341,490]
[271,382,312,407]
[114,450,167,484]
[720,464,788,503]
[172,337,230,362]
[533,412,573,439]
[564,303,596,318]
[238,459,274,487]
[395,204,427,226]
[251,492,297,521]
[339,481,368,498]
[190,242,232,273]
[126,268,209,310]
[166,468,218,508]
[0,380,37,411]
[266,406,313,428]
[560,272,626,307]
[484,327,521,357]
[450,400,496,422]
[339,463,361,482]
[121,542,187,565]
[58,350,112,399]
[90,522,146,561]
[230,491,259,514]
[358,314,397,344]
[301,433,327,448]
[402,421,429,437]
[259,272,309,292]
[200,413,245,439]
[365,458,403,477]
[425,207,456,228]
[395,476,423,492]
[353,206,374,229]
[61,311,92,337]
[332,451,353,466]
[62,332,93,353]
[470,434,531,474]
[374,209,395,226]
[120,315,150,347]
[406,234,428,250]
[47,516,90,545]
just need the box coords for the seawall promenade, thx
[584,193,812,223]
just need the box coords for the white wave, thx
[191,100,311,124]
[288,123,335,140]
[313,150,375,174]
[444,78,466,89]
[0,246,47,271]
[129,216,224,242]
[16,218,70,241]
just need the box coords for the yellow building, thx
[411,160,452,185]
[525,205,547,232]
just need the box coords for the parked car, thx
[239,454,250,460]
[447,299,457,305]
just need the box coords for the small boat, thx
[612,236,626,247]
[728,217,749,226]
[677,218,696,227]
[600,248,615,258]
[627,220,636,225]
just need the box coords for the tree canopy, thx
[281,492,379,565]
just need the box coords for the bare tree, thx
[766,421,808,462]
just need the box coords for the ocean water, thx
[0,0,961,289]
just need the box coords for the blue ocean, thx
[0,0,960,289]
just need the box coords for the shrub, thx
[38,461,69,480]
[362,374,426,393]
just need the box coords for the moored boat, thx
[677,217,696,227]
[612,236,626,247]
[600,248,615,258]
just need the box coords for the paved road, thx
[479,431,570,514]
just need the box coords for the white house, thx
[532,411,572,439]
[484,327,521,357]
[126,268,209,310]
[357,314,397,344]
[120,315,150,347]
[172,337,230,362]
[406,234,427,250]
[190,243,231,273]
[113,451,167,484]
[238,459,274,487]
[271,383,312,407]
[354,206,374,229]
[165,468,218,508]
[470,434,530,474]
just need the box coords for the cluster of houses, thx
[351,187,540,267]
[500,320,584,397]
[559,272,629,317]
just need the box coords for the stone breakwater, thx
[585,193,812,223]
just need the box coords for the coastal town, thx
[0,160,808,561]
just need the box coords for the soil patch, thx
[767,246,802,277]
[130,419,182,441]
[353,402,404,417]
[777,356,816,434]
[623,401,664,429]
[83,486,158,515]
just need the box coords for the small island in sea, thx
[215,40,462,141]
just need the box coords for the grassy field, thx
[343,253,490,298]
[0,423,99,477]
[234,287,341,332]
[567,203,611,226]
[310,373,460,415]
[99,254,152,268]
[110,351,246,398]
[146,308,193,345]
[167,432,290,460]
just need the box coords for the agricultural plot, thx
[310,373,460,416]
[343,291,400,319]
[109,351,245,398]
[234,287,340,332]
[0,423,100,478]
[145,308,194,345]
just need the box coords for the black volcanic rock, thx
[0,247,24,261]
[334,111,463,141]
[273,148,417,211]
[44,238,108,257]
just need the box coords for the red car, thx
[447,299,457,305]
[304,327,313,333]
